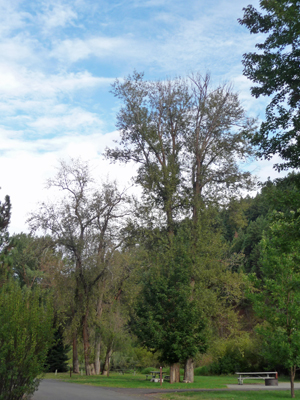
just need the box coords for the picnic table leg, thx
[238,377,243,385]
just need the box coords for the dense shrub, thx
[0,281,54,400]
[196,334,269,375]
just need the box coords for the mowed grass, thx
[159,390,299,400]
[45,372,238,389]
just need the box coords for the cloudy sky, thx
[0,0,288,234]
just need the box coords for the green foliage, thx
[107,72,255,229]
[9,233,61,288]
[239,1,300,170]
[202,334,266,375]
[248,212,300,379]
[132,227,207,365]
[133,347,160,369]
[231,216,268,275]
[227,173,300,276]
[0,281,54,400]
[45,326,70,373]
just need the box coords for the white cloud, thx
[51,36,135,62]
[29,108,103,133]
[0,66,111,99]
[38,2,78,31]
[0,0,31,36]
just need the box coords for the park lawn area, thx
[158,390,299,400]
[45,372,238,389]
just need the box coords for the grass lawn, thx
[159,390,299,400]
[45,372,238,389]
[44,372,292,391]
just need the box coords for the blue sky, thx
[0,0,287,233]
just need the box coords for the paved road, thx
[32,380,150,400]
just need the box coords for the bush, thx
[196,333,270,375]
[0,281,54,400]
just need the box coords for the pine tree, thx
[45,326,70,373]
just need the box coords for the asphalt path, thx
[32,380,150,400]
[33,379,300,400]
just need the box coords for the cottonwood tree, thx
[184,73,255,222]
[106,72,256,382]
[107,71,191,234]
[28,159,130,375]
[107,72,255,224]
[239,0,300,170]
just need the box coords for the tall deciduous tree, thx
[184,73,255,221]
[107,72,255,227]
[239,0,300,170]
[106,71,255,381]
[107,71,190,234]
[28,159,130,375]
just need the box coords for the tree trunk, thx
[72,334,79,374]
[291,365,296,398]
[183,358,194,383]
[95,337,101,375]
[82,313,91,375]
[170,363,180,383]
[102,343,113,377]
[95,286,104,375]
[89,363,95,375]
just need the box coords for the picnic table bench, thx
[235,371,278,386]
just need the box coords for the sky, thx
[0,0,289,234]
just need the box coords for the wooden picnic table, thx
[235,371,278,385]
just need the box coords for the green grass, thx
[159,391,299,400]
[44,372,297,399]
[45,372,238,389]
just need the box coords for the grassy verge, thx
[45,372,238,389]
[158,391,298,400]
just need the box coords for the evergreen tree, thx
[45,326,70,373]
[132,225,207,372]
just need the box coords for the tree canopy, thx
[239,0,300,170]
